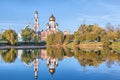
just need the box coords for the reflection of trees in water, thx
[21,49,40,65]
[0,47,120,68]
[47,47,64,60]
[46,47,74,60]
[63,47,74,57]
[105,49,120,68]
[74,47,120,67]
[46,47,120,67]
[1,49,18,63]
[74,47,106,67]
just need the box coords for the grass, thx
[66,41,103,49]
[110,42,120,50]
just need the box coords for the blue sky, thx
[0,0,120,33]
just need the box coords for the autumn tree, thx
[2,29,18,45]
[54,32,64,44]
[106,23,118,41]
[116,26,120,41]
[64,34,74,45]
[46,32,64,45]
[74,24,105,44]
[46,33,55,45]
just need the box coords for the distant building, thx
[40,14,59,41]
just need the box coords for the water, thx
[0,47,120,80]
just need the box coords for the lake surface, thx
[0,47,120,80]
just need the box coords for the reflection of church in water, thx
[33,49,58,79]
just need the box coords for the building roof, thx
[49,14,56,21]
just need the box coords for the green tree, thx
[46,32,64,45]
[33,35,41,44]
[21,27,36,42]
[54,32,64,44]
[74,24,106,43]
[46,33,55,45]
[2,29,18,45]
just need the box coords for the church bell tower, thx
[34,11,39,32]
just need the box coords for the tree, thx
[21,27,36,42]
[46,33,55,45]
[46,32,64,45]
[2,29,18,45]
[115,26,120,41]
[33,35,41,44]
[106,23,118,41]
[0,34,2,40]
[54,32,64,44]
[74,24,106,43]
[64,35,74,44]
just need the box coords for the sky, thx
[0,0,120,33]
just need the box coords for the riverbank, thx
[66,41,120,50]
[0,46,46,50]
[1,41,120,50]
[66,42,103,49]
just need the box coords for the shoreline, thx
[0,45,46,50]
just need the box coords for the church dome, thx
[49,14,56,21]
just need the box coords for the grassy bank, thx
[109,42,120,50]
[66,42,103,49]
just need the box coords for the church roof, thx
[49,14,56,21]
